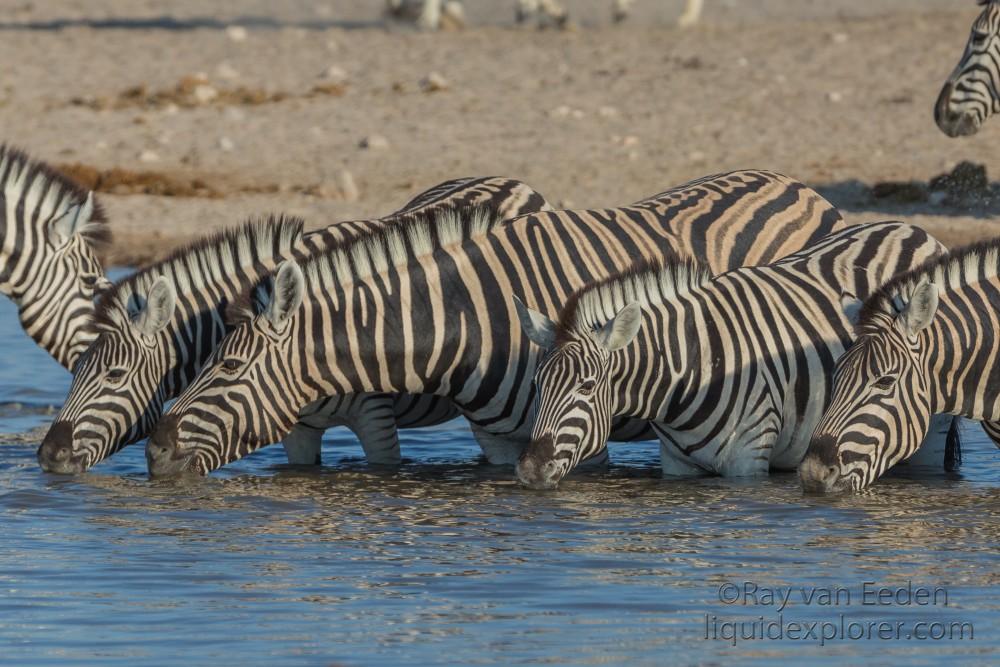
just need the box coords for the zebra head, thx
[146,261,308,477]
[37,277,177,474]
[1,146,112,369]
[801,282,940,493]
[935,0,1000,137]
[513,297,642,489]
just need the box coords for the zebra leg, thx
[612,0,634,23]
[418,0,443,30]
[342,395,404,465]
[282,423,324,465]
[678,0,703,28]
[470,423,525,465]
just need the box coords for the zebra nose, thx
[37,421,81,473]
[799,439,843,494]
[934,81,978,137]
[146,415,192,478]
[515,435,561,490]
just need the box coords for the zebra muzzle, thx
[37,421,88,474]
[146,414,195,479]
[515,435,564,490]
[934,81,981,138]
[798,441,846,494]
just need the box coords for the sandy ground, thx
[2,0,999,265]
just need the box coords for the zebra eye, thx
[105,368,127,383]
[578,379,597,395]
[973,29,991,41]
[220,358,243,374]
[872,375,896,390]
[81,275,98,288]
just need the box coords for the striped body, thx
[0,146,110,370]
[37,177,547,474]
[146,169,845,476]
[801,240,1000,493]
[936,0,1000,137]
[513,221,948,488]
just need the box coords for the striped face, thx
[514,299,642,489]
[37,278,176,474]
[516,339,616,489]
[801,284,939,493]
[936,0,1000,137]
[17,231,108,369]
[146,263,308,477]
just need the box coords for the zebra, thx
[1,145,111,370]
[512,221,955,489]
[935,0,1000,137]
[800,239,1000,493]
[36,177,548,474]
[144,169,846,477]
[388,0,701,30]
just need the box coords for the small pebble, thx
[736,57,749,67]
[622,135,639,147]
[226,26,248,42]
[598,106,619,118]
[360,134,390,150]
[193,84,218,105]
[420,72,449,93]
[139,150,160,163]
[689,150,706,162]
[550,105,571,118]
[830,32,849,44]
[827,91,843,103]
[218,137,235,152]
[225,107,246,122]
[322,65,348,85]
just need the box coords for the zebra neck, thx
[310,277,489,399]
[923,313,999,419]
[608,295,704,423]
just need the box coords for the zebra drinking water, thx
[37,177,547,474]
[801,240,1000,493]
[144,169,845,477]
[935,0,1000,137]
[512,221,954,489]
[1,145,111,370]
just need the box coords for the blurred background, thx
[1,0,994,265]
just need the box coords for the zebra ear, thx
[841,291,863,327]
[596,302,642,351]
[133,276,176,338]
[899,281,939,336]
[51,191,95,244]
[513,295,556,350]
[265,261,304,331]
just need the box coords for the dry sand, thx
[2,0,999,265]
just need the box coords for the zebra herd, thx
[386,1,703,30]
[3,2,1000,493]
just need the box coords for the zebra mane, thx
[0,144,110,249]
[93,214,304,333]
[556,254,711,341]
[857,237,1000,331]
[299,202,506,293]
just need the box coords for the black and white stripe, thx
[801,239,1000,492]
[0,145,111,370]
[936,0,1000,137]
[145,169,846,476]
[37,176,547,474]
[512,221,951,489]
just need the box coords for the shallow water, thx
[0,293,997,666]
